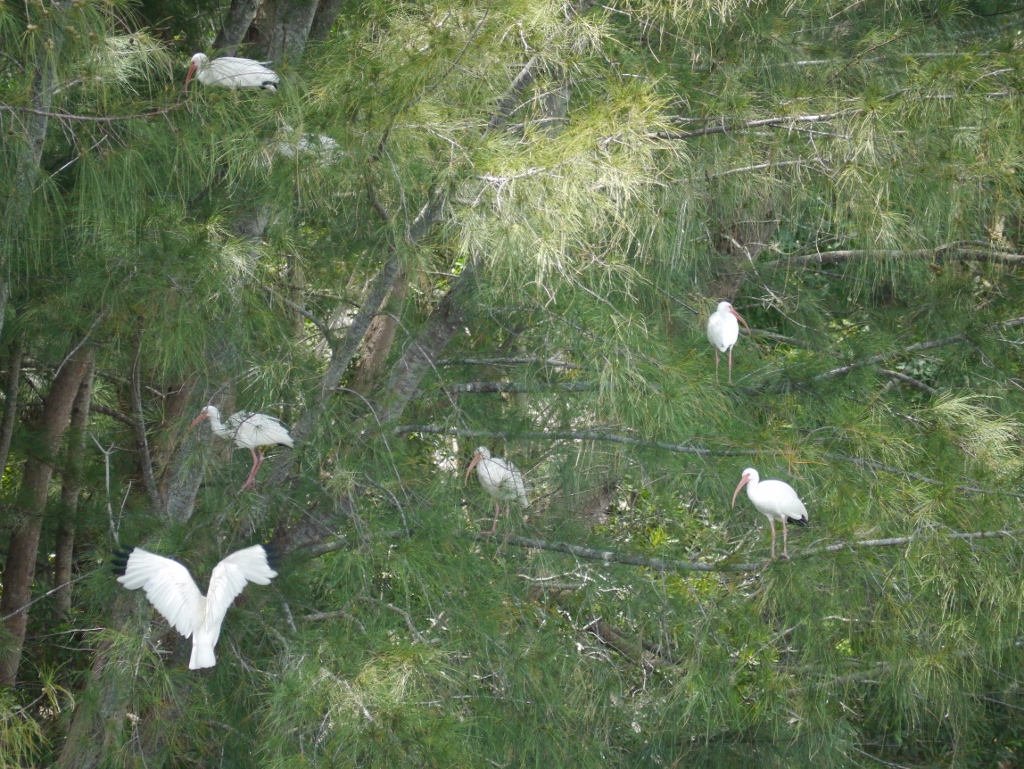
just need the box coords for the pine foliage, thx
[1,0,1024,767]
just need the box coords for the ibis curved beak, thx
[464,453,481,483]
[185,63,197,92]
[730,306,751,335]
[188,411,209,430]
[731,475,750,508]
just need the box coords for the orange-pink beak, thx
[188,409,209,430]
[731,473,751,507]
[464,453,481,482]
[730,306,751,335]
[185,63,197,92]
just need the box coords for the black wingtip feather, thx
[789,517,809,527]
[262,543,282,571]
[110,546,134,576]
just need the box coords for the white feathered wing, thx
[115,545,278,669]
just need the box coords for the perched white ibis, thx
[185,53,279,92]
[732,468,808,559]
[465,446,529,535]
[190,405,294,491]
[706,301,750,383]
[112,544,278,669]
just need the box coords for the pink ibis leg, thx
[769,518,777,560]
[240,447,264,491]
[782,520,790,559]
[484,500,503,536]
[727,346,734,384]
[714,350,720,382]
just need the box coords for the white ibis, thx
[185,53,279,92]
[732,468,808,559]
[706,301,750,383]
[190,405,294,491]
[465,446,529,535]
[112,544,278,669]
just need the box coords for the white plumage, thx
[190,405,294,491]
[113,545,278,669]
[185,53,279,92]
[706,301,750,383]
[465,446,529,535]
[731,467,808,560]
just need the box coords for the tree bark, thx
[266,0,321,64]
[129,327,161,511]
[212,0,261,54]
[378,259,477,425]
[351,274,406,392]
[0,344,94,685]
[54,360,95,618]
[308,0,345,42]
[0,332,25,475]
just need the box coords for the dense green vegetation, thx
[2,0,1024,766]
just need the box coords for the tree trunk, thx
[0,344,94,685]
[378,259,477,426]
[0,331,25,475]
[308,0,345,42]
[351,274,406,392]
[266,0,320,64]
[212,0,261,54]
[129,327,161,511]
[54,360,95,618]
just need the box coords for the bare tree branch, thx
[879,368,938,396]
[443,381,593,394]
[761,244,1024,269]
[650,111,854,141]
[130,329,162,511]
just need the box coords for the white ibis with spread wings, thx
[113,544,278,669]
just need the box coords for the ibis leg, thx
[727,346,733,384]
[240,447,263,491]
[714,350,720,382]
[769,519,777,560]
[484,501,502,536]
[782,520,789,559]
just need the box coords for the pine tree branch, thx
[795,528,1024,559]
[0,103,183,123]
[813,335,963,382]
[761,244,1024,269]
[394,424,756,457]
[435,357,585,369]
[467,532,763,572]
[469,527,1024,575]
[90,404,133,426]
[263,287,337,352]
[650,111,853,141]
[878,368,937,395]
[442,381,594,394]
